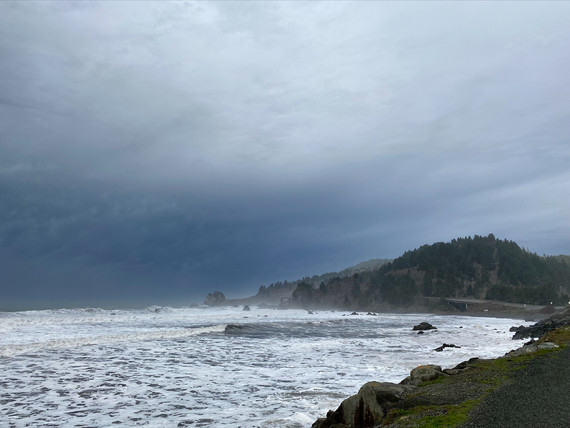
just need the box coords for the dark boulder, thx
[413,322,437,331]
[242,305,251,311]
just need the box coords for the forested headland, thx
[290,234,570,311]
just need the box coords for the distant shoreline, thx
[209,296,560,322]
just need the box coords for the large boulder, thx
[504,341,559,357]
[400,364,447,385]
[312,381,410,428]
[413,322,437,331]
[204,291,226,306]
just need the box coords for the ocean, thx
[0,306,528,427]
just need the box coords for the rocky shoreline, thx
[311,306,570,428]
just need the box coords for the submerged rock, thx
[224,324,244,333]
[434,343,461,352]
[242,305,251,311]
[413,322,437,331]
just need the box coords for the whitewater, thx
[0,306,529,427]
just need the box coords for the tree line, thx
[292,234,570,309]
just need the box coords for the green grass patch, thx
[418,376,448,387]
[476,346,559,374]
[383,400,480,427]
[539,326,570,346]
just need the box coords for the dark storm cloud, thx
[1,1,570,307]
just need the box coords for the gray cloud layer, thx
[1,2,569,307]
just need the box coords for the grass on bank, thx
[383,399,479,427]
[538,325,570,346]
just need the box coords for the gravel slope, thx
[462,346,570,428]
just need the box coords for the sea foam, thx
[0,306,528,427]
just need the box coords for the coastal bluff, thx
[312,307,570,428]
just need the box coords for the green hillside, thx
[255,258,391,301]
[292,235,570,310]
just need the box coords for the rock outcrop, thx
[312,381,411,428]
[512,306,570,340]
[204,291,226,306]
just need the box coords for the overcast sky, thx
[1,1,569,308]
